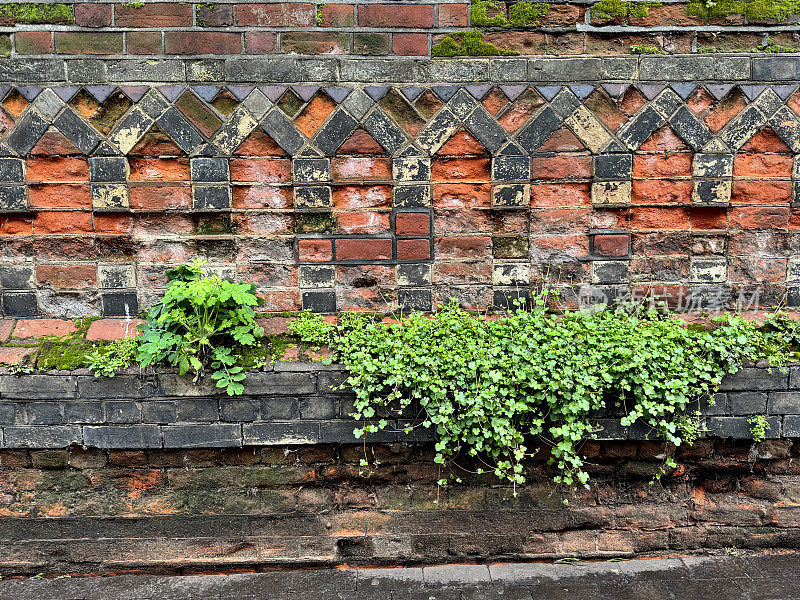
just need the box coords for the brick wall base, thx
[2,440,800,574]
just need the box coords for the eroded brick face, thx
[3,81,800,316]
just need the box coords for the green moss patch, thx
[592,0,661,20]
[37,339,101,371]
[686,0,800,21]
[0,3,73,25]
[296,213,336,234]
[432,31,518,57]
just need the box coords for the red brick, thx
[0,346,34,365]
[0,320,14,341]
[432,158,490,181]
[733,154,793,178]
[237,3,315,26]
[358,4,434,27]
[433,183,491,208]
[196,3,233,26]
[126,31,162,55]
[26,157,88,182]
[531,156,592,180]
[331,157,391,181]
[256,317,293,336]
[531,208,591,234]
[438,131,487,156]
[130,185,190,210]
[36,264,97,289]
[434,208,490,234]
[593,234,629,256]
[333,185,392,209]
[281,32,350,55]
[34,211,93,234]
[397,238,430,260]
[298,239,333,261]
[435,236,491,258]
[530,183,591,207]
[730,206,790,229]
[29,184,91,209]
[438,3,469,26]
[13,319,77,339]
[86,318,144,341]
[31,131,83,156]
[392,33,428,56]
[115,3,193,27]
[336,238,393,260]
[731,180,792,204]
[71,5,113,28]
[244,32,278,54]
[631,180,692,204]
[129,158,190,181]
[320,4,354,26]
[165,31,242,55]
[630,207,690,230]
[94,214,132,235]
[633,154,692,178]
[335,212,390,234]
[232,185,293,209]
[230,158,291,182]
[396,213,431,235]
[741,128,792,153]
[15,31,52,54]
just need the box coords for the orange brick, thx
[28,184,91,208]
[633,154,692,178]
[733,154,793,178]
[229,158,292,182]
[531,156,592,180]
[130,185,190,210]
[334,212,390,234]
[530,183,591,207]
[34,211,93,234]
[26,157,88,182]
[94,214,132,234]
[731,180,792,204]
[336,238,393,260]
[630,207,690,230]
[332,157,391,181]
[432,158,491,181]
[13,319,77,339]
[333,185,391,209]
[128,158,190,181]
[433,183,491,207]
[86,319,144,341]
[730,206,790,229]
[631,180,692,204]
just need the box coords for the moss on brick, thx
[0,3,73,25]
[471,0,549,27]
[296,213,336,234]
[686,0,800,22]
[432,31,518,57]
[629,43,665,54]
[0,35,10,57]
[36,339,99,371]
[591,0,662,20]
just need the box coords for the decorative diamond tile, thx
[277,89,305,118]
[175,91,223,138]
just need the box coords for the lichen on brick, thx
[0,3,73,25]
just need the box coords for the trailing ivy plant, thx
[290,294,790,491]
[136,260,265,395]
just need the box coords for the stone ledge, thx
[0,55,797,84]
[0,363,797,449]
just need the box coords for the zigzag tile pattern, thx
[0,81,798,316]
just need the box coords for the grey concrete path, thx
[2,553,800,599]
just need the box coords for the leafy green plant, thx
[87,337,138,378]
[136,260,264,395]
[749,415,770,442]
[290,293,789,490]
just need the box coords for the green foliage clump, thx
[87,337,138,378]
[629,43,665,54]
[592,0,662,20]
[749,415,770,442]
[0,3,73,24]
[137,260,265,395]
[471,0,549,26]
[686,0,800,22]
[432,31,518,56]
[291,295,791,490]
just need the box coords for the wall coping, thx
[1,55,800,84]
